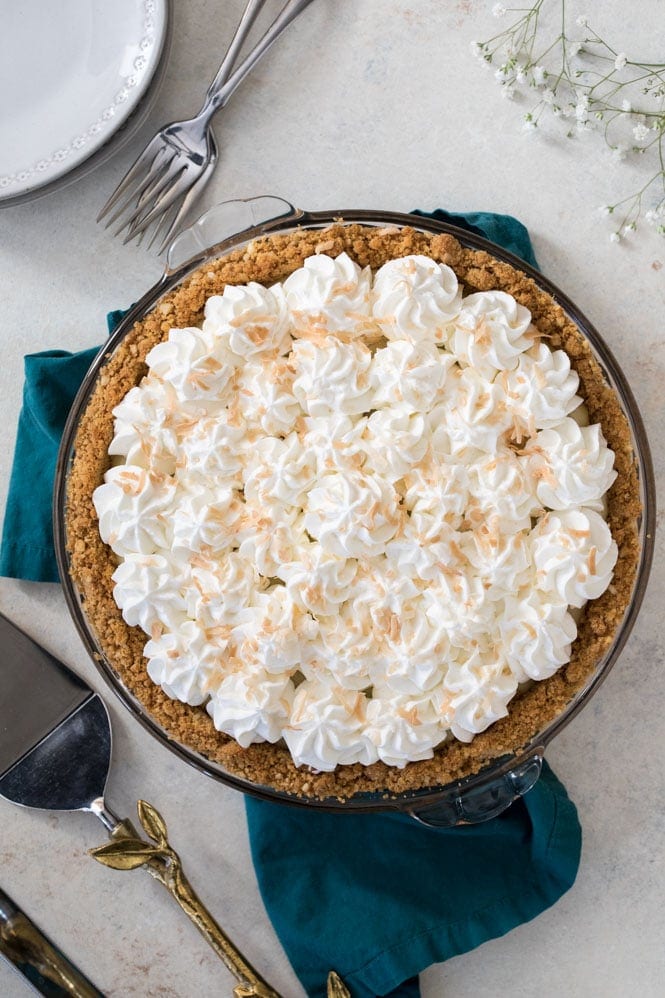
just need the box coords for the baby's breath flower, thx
[473,3,665,239]
[609,232,621,243]
[645,205,665,228]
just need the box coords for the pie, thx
[64,223,641,800]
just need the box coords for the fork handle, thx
[199,0,318,118]
[206,0,270,100]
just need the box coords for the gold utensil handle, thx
[90,800,281,998]
[90,800,351,998]
[0,887,102,997]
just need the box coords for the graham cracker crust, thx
[64,224,642,801]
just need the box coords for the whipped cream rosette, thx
[94,251,619,772]
[291,335,373,416]
[202,280,292,357]
[449,290,534,379]
[145,326,239,402]
[371,254,462,343]
[282,251,373,338]
[500,341,582,436]
[370,339,454,411]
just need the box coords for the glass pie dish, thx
[54,197,656,826]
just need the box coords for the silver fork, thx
[99,0,268,250]
[99,0,317,251]
[126,0,265,252]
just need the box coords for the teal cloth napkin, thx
[246,766,580,998]
[0,210,582,998]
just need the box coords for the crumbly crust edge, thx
[64,224,642,801]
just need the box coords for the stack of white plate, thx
[0,0,170,207]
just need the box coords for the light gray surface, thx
[1,1,663,996]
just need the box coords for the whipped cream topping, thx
[236,358,300,436]
[500,342,582,435]
[145,620,229,706]
[434,366,512,454]
[450,290,534,379]
[291,336,373,416]
[441,646,518,742]
[282,252,372,337]
[145,327,238,402]
[499,593,577,682]
[202,281,292,358]
[108,380,193,476]
[207,668,295,747]
[95,252,619,772]
[372,255,461,343]
[523,418,616,511]
[304,470,402,559]
[370,339,454,411]
[530,508,618,607]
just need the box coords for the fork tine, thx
[150,186,198,254]
[122,168,190,243]
[151,200,190,254]
[121,171,182,243]
[105,163,172,232]
[104,148,175,230]
[153,145,218,254]
[147,200,180,252]
[96,137,165,223]
[112,158,183,239]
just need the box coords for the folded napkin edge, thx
[343,872,569,995]
[340,781,579,995]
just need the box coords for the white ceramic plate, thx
[0,0,168,203]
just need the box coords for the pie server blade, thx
[0,612,282,998]
[0,612,110,815]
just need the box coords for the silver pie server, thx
[0,611,282,998]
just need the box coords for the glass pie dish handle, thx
[408,749,544,827]
[164,195,303,275]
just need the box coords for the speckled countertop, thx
[1,2,663,996]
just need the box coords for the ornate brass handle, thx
[90,801,350,998]
[0,887,102,997]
